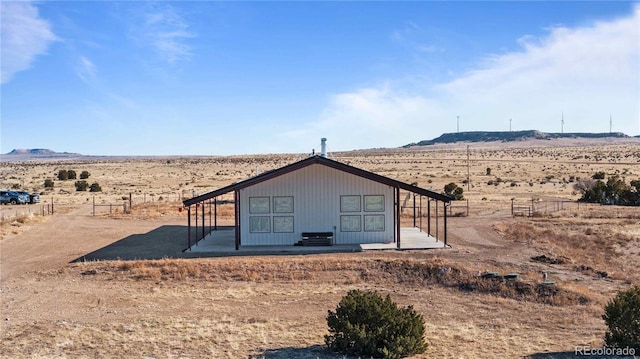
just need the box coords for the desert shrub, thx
[603,286,640,351]
[44,179,54,188]
[89,182,102,192]
[80,171,91,179]
[75,180,89,191]
[11,183,20,189]
[325,289,427,359]
[576,175,639,205]
[592,171,606,180]
[67,170,77,180]
[57,170,68,181]
[486,167,492,175]
[444,182,464,200]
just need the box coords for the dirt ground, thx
[1,141,639,358]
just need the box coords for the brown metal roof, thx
[183,155,452,206]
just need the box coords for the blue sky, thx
[1,1,639,156]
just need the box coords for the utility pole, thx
[457,115,460,133]
[466,145,470,191]
[561,112,564,134]
[509,118,512,132]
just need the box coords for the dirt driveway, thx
[0,205,190,281]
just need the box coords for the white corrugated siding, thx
[239,164,395,245]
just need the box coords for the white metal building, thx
[183,154,451,250]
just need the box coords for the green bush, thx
[67,170,77,180]
[44,179,54,188]
[444,182,464,200]
[80,171,90,179]
[576,175,640,205]
[325,289,427,359]
[603,286,640,351]
[57,170,68,181]
[89,182,102,192]
[75,180,89,191]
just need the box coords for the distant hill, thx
[404,130,631,147]
[2,149,82,161]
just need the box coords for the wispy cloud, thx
[288,6,640,149]
[139,4,195,64]
[390,20,444,59]
[0,1,57,84]
[75,56,97,84]
[391,21,420,42]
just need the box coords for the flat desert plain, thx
[1,140,639,358]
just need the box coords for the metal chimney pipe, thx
[320,138,327,157]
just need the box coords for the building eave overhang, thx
[183,155,452,207]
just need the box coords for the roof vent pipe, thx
[320,138,327,158]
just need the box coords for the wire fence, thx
[91,190,206,216]
[511,198,578,217]
[0,202,57,223]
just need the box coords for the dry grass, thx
[0,212,48,238]
[2,254,610,358]
[495,214,640,286]
[80,256,593,306]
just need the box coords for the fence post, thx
[531,198,535,215]
[93,196,95,216]
[129,192,133,210]
[467,198,469,216]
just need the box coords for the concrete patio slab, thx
[185,226,447,255]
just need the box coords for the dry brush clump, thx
[495,217,639,283]
[85,256,592,306]
[0,212,48,238]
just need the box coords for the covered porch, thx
[185,226,448,255]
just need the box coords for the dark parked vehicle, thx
[0,190,28,205]
[15,191,40,204]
